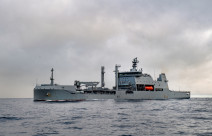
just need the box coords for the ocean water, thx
[0,98,212,136]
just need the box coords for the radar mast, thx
[131,57,139,71]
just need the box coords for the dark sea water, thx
[0,98,212,136]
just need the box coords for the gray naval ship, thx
[34,58,190,101]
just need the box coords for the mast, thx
[50,68,54,85]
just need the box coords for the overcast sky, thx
[0,0,212,98]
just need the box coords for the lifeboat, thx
[145,86,154,91]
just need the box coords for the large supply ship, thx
[34,58,190,101]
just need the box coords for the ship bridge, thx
[117,58,168,92]
[117,58,143,90]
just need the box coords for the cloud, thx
[0,0,212,97]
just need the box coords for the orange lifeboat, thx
[145,86,154,91]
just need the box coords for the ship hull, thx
[34,88,190,101]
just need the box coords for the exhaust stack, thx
[50,68,54,85]
[115,65,121,90]
[101,66,105,88]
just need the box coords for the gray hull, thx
[34,88,190,101]
[34,58,190,101]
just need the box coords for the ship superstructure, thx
[34,58,190,101]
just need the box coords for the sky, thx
[0,0,212,98]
